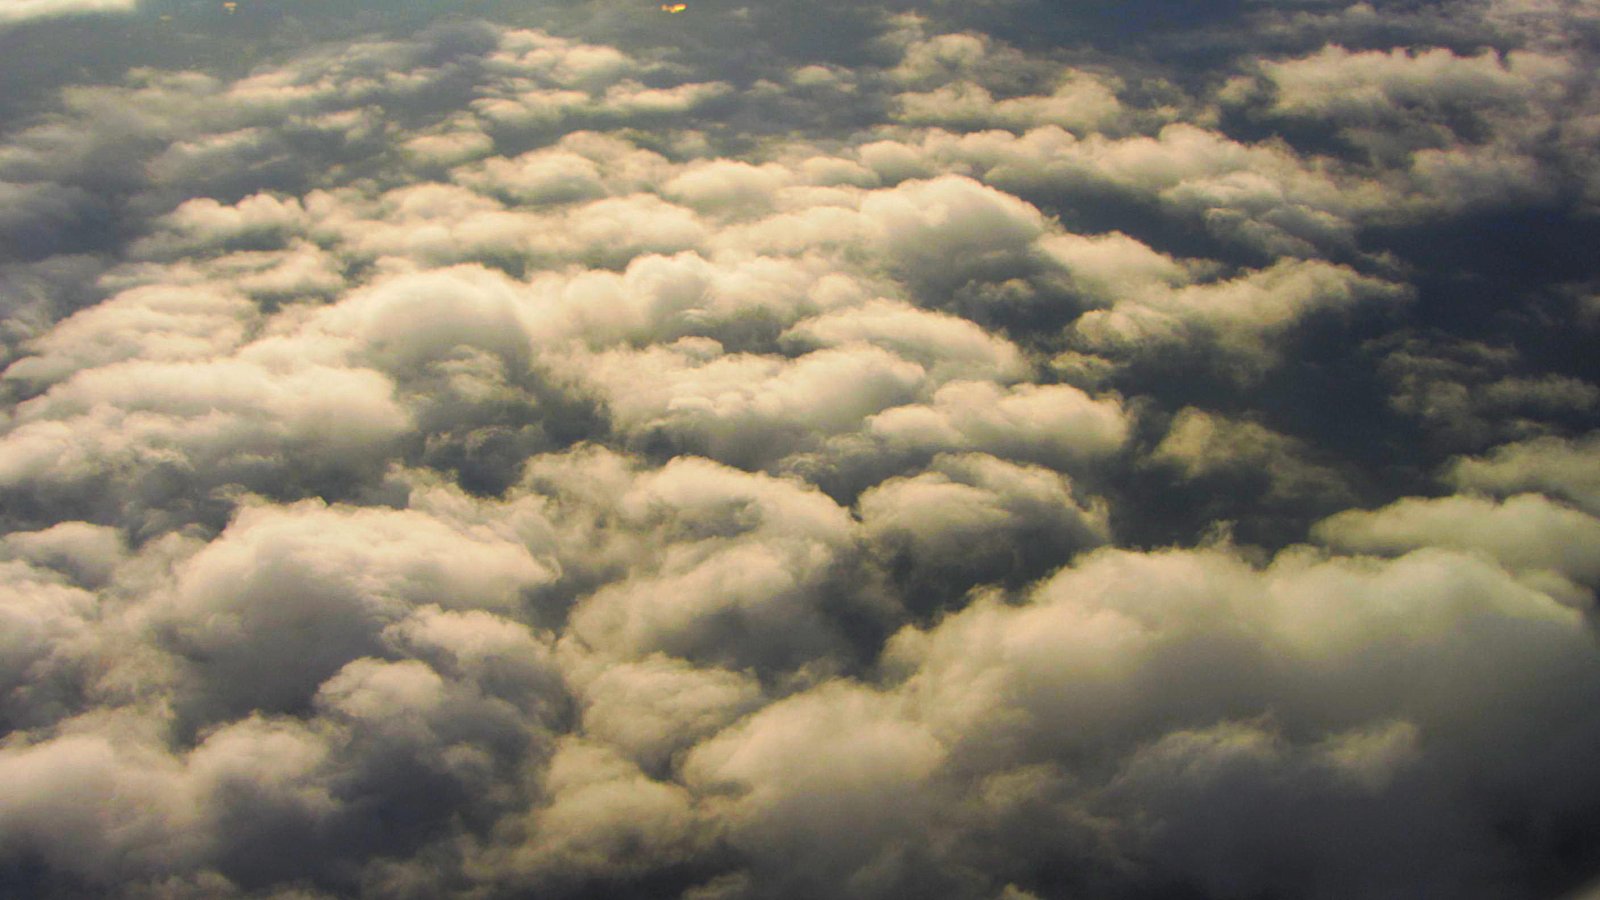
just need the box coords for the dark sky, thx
[2,1,1599,898]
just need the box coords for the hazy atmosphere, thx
[2,0,1599,897]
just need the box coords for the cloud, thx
[1151,407,1352,507]
[871,540,1600,896]
[893,73,1125,134]
[0,357,411,531]
[858,452,1110,609]
[1070,258,1407,377]
[1377,336,1598,450]
[1314,492,1600,593]
[2,283,259,387]
[1445,432,1600,516]
[0,0,136,26]
[553,452,880,672]
[863,380,1131,467]
[681,681,946,893]
[159,498,558,720]
[781,298,1028,382]
[2,520,124,583]
[0,3,1598,898]
[471,736,705,889]
[567,653,762,772]
[1222,38,1600,212]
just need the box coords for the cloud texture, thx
[1,1,1599,897]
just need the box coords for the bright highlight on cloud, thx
[0,0,137,25]
[0,1,1598,898]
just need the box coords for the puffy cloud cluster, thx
[1224,40,1600,210]
[1,1,1599,898]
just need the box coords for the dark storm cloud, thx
[1,1,1599,898]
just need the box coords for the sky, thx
[1,0,1599,898]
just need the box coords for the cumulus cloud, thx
[1,1,1598,898]
[859,452,1110,610]
[1446,432,1600,516]
[1154,408,1350,497]
[1069,257,1407,377]
[0,0,136,26]
[1225,41,1597,209]
[1315,492,1600,599]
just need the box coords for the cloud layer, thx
[1,1,1599,898]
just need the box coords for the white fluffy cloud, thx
[864,380,1130,468]
[1446,432,1600,516]
[1315,492,1600,594]
[1,4,1598,898]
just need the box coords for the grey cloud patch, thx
[1,2,1599,898]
